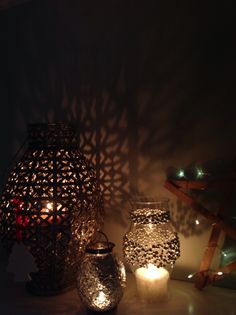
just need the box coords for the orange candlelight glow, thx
[40,202,67,223]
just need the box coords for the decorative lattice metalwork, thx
[123,203,180,269]
[0,123,104,295]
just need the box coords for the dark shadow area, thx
[0,0,236,230]
[86,307,118,315]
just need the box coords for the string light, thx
[174,166,211,180]
[215,245,230,258]
[187,271,200,279]
[187,270,225,280]
[177,169,185,178]
[195,219,200,225]
[187,272,198,280]
[196,168,204,179]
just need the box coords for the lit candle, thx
[40,202,53,222]
[94,291,110,309]
[135,264,169,302]
[39,202,67,223]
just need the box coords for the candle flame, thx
[136,264,169,280]
[94,290,110,309]
[96,291,106,304]
[146,264,159,278]
[46,203,53,211]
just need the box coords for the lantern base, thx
[26,272,76,296]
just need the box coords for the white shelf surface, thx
[0,273,235,315]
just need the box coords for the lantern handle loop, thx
[86,231,114,254]
[93,230,109,245]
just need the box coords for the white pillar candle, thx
[135,264,169,302]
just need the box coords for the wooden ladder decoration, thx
[164,179,236,289]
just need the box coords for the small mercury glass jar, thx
[77,233,126,312]
[123,198,180,302]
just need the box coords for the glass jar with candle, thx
[123,197,180,302]
[77,232,126,312]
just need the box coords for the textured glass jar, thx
[123,198,180,302]
[77,240,126,312]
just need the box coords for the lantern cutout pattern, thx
[77,232,126,312]
[0,123,104,295]
[123,198,180,302]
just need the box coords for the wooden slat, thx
[199,225,222,271]
[164,180,236,241]
[217,260,236,274]
[195,224,222,289]
[204,261,236,286]
[172,179,234,191]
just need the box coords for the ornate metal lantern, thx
[123,197,180,302]
[77,232,126,312]
[0,123,104,295]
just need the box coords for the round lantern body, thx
[123,198,180,302]
[0,123,104,295]
[77,241,126,312]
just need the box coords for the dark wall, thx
[0,0,236,286]
[1,0,236,204]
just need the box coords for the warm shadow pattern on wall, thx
[0,0,236,229]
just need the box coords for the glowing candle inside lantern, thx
[40,202,67,224]
[40,202,53,222]
[135,264,169,302]
[94,291,110,309]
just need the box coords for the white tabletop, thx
[0,272,235,315]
